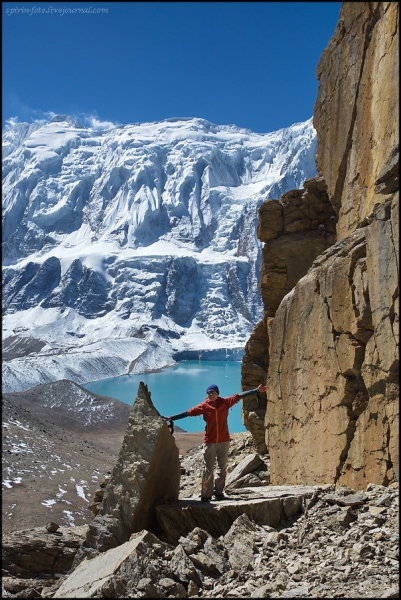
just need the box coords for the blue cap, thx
[206,384,219,394]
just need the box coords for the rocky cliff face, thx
[242,1,399,487]
[314,2,399,241]
[241,175,337,450]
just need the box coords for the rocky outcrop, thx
[241,2,399,487]
[257,175,337,317]
[73,382,180,564]
[241,175,336,450]
[156,484,329,546]
[240,317,270,452]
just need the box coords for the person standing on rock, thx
[162,383,267,502]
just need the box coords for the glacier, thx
[2,115,317,392]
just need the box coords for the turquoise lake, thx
[83,360,246,433]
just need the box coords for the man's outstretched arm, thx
[161,411,189,421]
[239,384,268,398]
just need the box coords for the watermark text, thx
[6,5,109,16]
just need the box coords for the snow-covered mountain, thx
[2,115,317,392]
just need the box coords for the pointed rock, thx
[170,545,203,586]
[223,513,264,571]
[74,382,180,563]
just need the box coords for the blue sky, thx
[2,1,342,134]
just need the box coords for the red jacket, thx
[187,394,242,444]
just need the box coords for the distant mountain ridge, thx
[2,379,131,432]
[2,116,317,392]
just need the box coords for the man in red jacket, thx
[162,383,267,501]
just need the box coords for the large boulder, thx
[155,484,329,545]
[54,531,175,598]
[74,382,180,564]
[2,525,87,579]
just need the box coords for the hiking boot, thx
[201,496,211,502]
[214,493,225,501]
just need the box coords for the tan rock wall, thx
[266,197,398,488]
[241,176,336,451]
[243,2,398,488]
[314,2,399,240]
